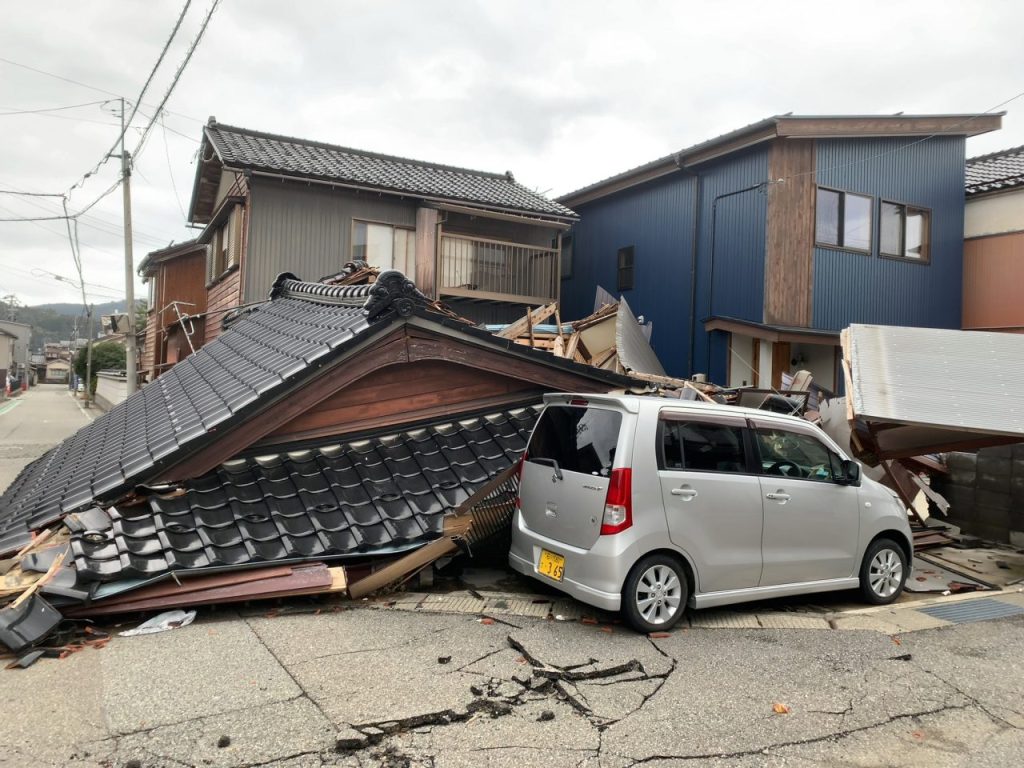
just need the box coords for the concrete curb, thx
[355,586,1024,635]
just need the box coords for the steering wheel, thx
[768,460,805,477]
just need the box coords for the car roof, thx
[541,391,816,428]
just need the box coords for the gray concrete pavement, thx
[2,385,1023,765]
[2,606,1022,767]
[0,383,91,493]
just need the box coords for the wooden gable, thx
[159,322,628,482]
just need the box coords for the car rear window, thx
[528,405,622,476]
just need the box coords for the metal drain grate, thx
[917,598,1024,625]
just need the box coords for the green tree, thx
[134,298,149,334]
[74,342,127,393]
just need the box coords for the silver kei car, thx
[509,393,913,633]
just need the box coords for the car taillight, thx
[600,468,632,535]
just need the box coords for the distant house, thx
[0,320,31,389]
[0,328,16,392]
[138,239,209,380]
[558,113,1003,389]
[963,146,1024,333]
[43,359,71,384]
[186,119,576,346]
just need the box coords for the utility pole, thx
[120,97,138,395]
[85,304,94,407]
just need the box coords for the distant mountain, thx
[32,301,125,318]
[1,299,137,348]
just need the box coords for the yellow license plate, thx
[538,549,565,582]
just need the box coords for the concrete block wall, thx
[937,444,1024,546]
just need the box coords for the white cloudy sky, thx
[0,0,1021,306]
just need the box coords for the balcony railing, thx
[438,234,559,305]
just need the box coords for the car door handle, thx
[765,491,791,502]
[671,487,698,499]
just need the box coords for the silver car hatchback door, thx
[519,404,622,550]
[657,412,763,592]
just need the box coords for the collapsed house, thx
[0,271,641,654]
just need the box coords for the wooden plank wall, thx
[203,268,242,345]
[765,139,815,327]
[264,359,542,444]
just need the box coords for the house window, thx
[880,201,930,262]
[617,246,634,291]
[352,221,414,274]
[815,188,872,252]
[560,234,573,280]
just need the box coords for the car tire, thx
[621,553,689,633]
[859,538,908,605]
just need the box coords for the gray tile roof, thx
[0,271,634,557]
[0,282,380,556]
[206,122,576,219]
[70,406,540,581]
[965,145,1024,196]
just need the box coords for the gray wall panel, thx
[245,179,417,300]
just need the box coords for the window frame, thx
[879,199,932,265]
[656,414,757,476]
[814,187,874,255]
[350,218,415,272]
[750,425,845,485]
[617,245,635,291]
[560,233,573,280]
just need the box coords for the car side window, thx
[660,420,748,474]
[754,428,841,482]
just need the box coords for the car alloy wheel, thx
[634,563,683,626]
[868,547,904,599]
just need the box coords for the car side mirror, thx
[839,459,860,486]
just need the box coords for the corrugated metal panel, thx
[563,174,694,377]
[692,147,770,382]
[246,178,417,301]
[565,146,769,380]
[847,323,1024,436]
[616,297,666,376]
[813,136,966,330]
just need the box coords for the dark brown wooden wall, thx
[265,359,543,444]
[161,325,621,481]
[765,139,816,327]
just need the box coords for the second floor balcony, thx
[438,234,559,306]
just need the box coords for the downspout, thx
[681,159,701,377]
[704,182,768,376]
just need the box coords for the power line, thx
[0,56,202,124]
[132,0,222,160]
[161,113,189,219]
[0,100,109,116]
[69,1,195,198]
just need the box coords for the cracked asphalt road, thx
[2,607,1022,767]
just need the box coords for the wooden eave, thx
[704,316,840,346]
[155,312,636,483]
[188,133,224,225]
[560,113,1003,208]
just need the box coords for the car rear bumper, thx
[508,511,628,612]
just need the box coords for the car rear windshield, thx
[528,405,622,476]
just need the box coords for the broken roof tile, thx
[70,406,539,582]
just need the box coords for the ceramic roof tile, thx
[71,407,540,581]
[0,284,377,555]
[206,122,576,219]
[965,145,1024,195]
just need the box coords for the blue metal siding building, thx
[560,115,999,387]
[563,147,769,380]
[813,136,966,330]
